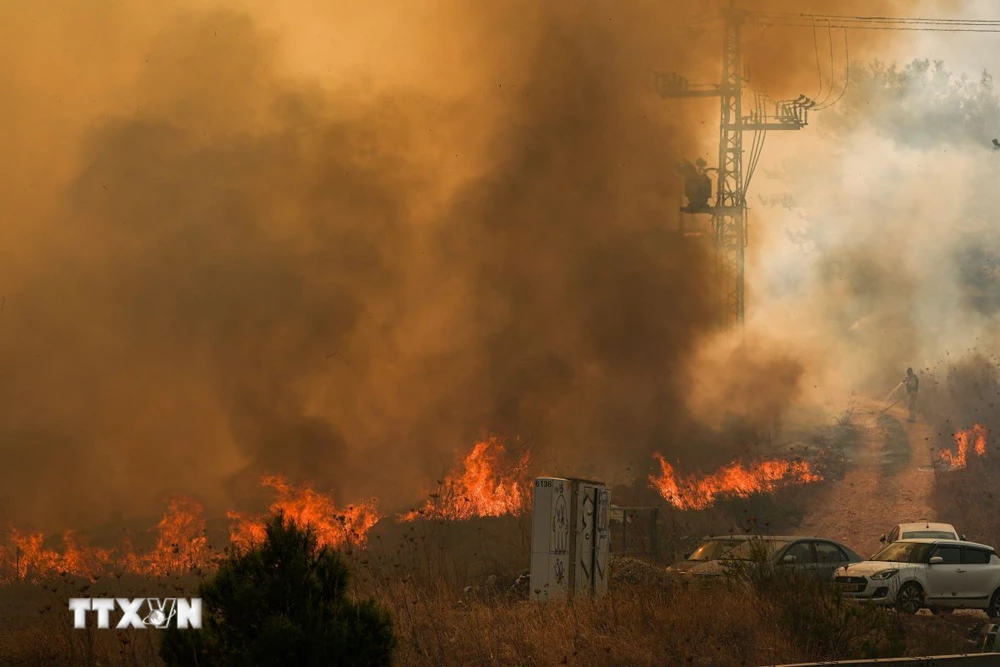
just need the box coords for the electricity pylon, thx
[655,3,814,329]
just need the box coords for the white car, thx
[834,538,1000,616]
[879,521,965,545]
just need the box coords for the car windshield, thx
[718,539,791,561]
[688,538,747,561]
[901,530,955,540]
[871,542,932,563]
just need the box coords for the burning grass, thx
[931,428,1000,550]
[937,423,988,469]
[649,454,822,511]
[0,498,218,584]
[228,475,381,551]
[401,436,532,521]
[0,421,880,666]
[0,424,852,589]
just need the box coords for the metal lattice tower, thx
[715,6,746,329]
[655,2,812,329]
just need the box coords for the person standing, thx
[904,367,920,422]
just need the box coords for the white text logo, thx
[68,598,202,629]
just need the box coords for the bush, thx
[721,538,905,660]
[159,512,397,667]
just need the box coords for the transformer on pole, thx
[655,1,812,328]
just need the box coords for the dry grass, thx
[0,573,201,667]
[932,455,1000,548]
[360,550,983,667]
[0,550,981,667]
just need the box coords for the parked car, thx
[833,538,1000,616]
[682,535,863,581]
[879,521,964,545]
[668,535,750,573]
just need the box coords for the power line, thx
[747,11,1000,32]
[813,20,837,108]
[811,20,826,102]
[753,22,1000,33]
[751,12,1000,25]
[814,29,850,111]
[748,14,1000,32]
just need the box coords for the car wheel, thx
[988,589,1000,619]
[897,582,923,614]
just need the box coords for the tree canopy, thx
[160,512,396,667]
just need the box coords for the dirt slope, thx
[794,396,938,558]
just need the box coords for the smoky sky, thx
[0,1,909,531]
[749,52,1000,400]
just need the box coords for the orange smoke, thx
[228,475,381,551]
[649,454,822,511]
[939,424,988,469]
[403,436,531,521]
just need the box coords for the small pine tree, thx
[160,512,396,667]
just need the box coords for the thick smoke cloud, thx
[750,54,1000,406]
[0,0,906,531]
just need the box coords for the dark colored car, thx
[683,535,865,581]
[668,535,751,574]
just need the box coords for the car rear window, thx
[901,531,956,539]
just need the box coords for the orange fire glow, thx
[649,454,822,511]
[403,436,531,521]
[1,438,535,583]
[939,424,988,469]
[228,475,381,551]
[0,496,213,584]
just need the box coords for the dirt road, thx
[795,396,938,558]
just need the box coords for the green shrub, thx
[159,511,397,667]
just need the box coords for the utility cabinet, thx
[529,477,610,603]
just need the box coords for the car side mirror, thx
[683,553,691,560]
[961,535,967,541]
[929,556,944,565]
[782,554,796,564]
[879,534,887,543]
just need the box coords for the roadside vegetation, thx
[0,510,981,667]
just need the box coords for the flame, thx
[228,475,381,551]
[123,497,210,576]
[1,478,380,583]
[649,454,822,511]
[939,424,988,469]
[0,496,211,583]
[403,436,531,521]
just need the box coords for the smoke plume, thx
[749,51,1000,412]
[0,0,908,531]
